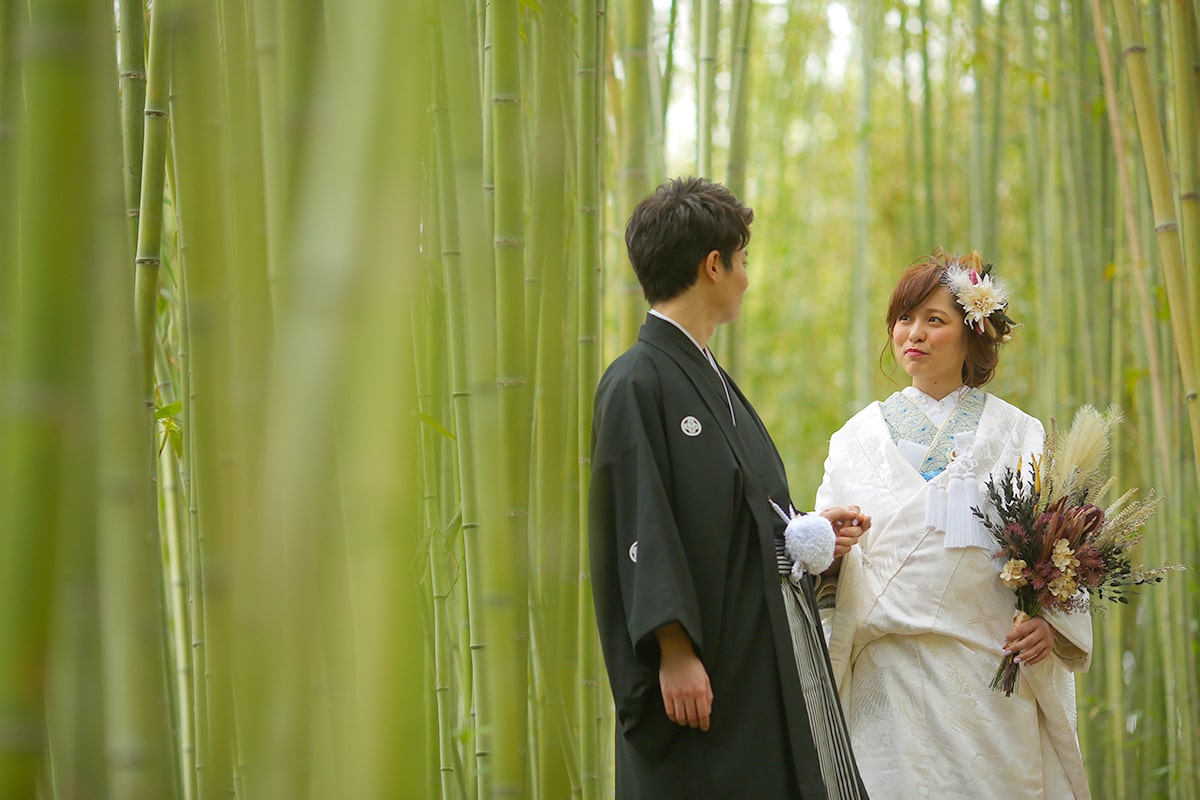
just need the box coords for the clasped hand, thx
[820,505,871,559]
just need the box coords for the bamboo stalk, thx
[969,0,985,249]
[431,13,493,797]
[1169,0,1200,364]
[250,0,283,315]
[169,0,238,794]
[720,0,753,376]
[529,2,579,795]
[437,0,509,794]
[576,0,604,795]
[617,0,652,349]
[157,340,196,800]
[919,0,935,245]
[851,3,873,410]
[97,4,177,789]
[0,0,102,792]
[324,3,430,792]
[984,0,1007,257]
[135,0,173,398]
[697,0,716,177]
[119,0,148,258]
[1112,0,1200,493]
[489,2,531,796]
[662,0,678,134]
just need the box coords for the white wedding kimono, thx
[817,391,1093,800]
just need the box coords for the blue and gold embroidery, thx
[882,389,985,480]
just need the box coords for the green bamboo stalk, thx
[1019,0,1045,372]
[725,0,752,199]
[275,0,321,293]
[1087,0,1172,502]
[661,0,678,134]
[721,0,753,376]
[97,1,177,787]
[1059,6,1098,398]
[969,0,985,249]
[250,0,283,315]
[0,0,17,378]
[984,0,1007,257]
[899,3,917,257]
[919,0,935,246]
[528,3,579,795]
[697,0,716,177]
[576,0,604,795]
[439,1,510,795]
[488,3,531,796]
[213,0,302,794]
[170,159,210,799]
[157,343,196,800]
[0,0,102,793]
[119,0,148,258]
[135,0,173,397]
[325,3,430,792]
[1112,0,1200,492]
[851,3,873,410]
[1169,0,1200,360]
[617,0,652,350]
[431,8,491,794]
[169,0,238,794]
[416,191,465,796]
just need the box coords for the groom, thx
[588,177,868,799]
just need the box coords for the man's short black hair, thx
[624,177,754,305]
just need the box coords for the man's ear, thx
[700,249,722,283]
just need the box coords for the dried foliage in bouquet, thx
[974,405,1182,696]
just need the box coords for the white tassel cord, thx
[770,498,837,578]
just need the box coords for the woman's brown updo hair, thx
[884,248,1016,388]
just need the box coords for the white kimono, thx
[817,391,1093,800]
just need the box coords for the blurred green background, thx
[0,0,1196,797]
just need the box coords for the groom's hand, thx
[655,622,713,731]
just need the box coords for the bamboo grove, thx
[0,0,1196,798]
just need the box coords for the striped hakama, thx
[775,538,866,800]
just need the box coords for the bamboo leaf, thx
[416,411,457,441]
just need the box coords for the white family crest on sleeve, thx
[680,415,702,436]
[628,541,638,563]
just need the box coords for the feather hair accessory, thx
[940,250,1014,336]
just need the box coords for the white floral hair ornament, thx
[941,251,1014,336]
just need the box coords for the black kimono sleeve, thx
[588,367,703,756]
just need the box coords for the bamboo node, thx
[493,238,524,247]
[1153,221,1179,233]
[144,108,168,119]
[127,208,140,218]
[120,70,147,81]
[1123,44,1147,56]
[497,378,526,388]
[507,509,529,518]
[491,94,522,105]
[1186,392,1198,403]
[136,256,162,266]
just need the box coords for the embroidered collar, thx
[902,385,969,428]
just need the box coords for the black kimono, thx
[589,314,853,799]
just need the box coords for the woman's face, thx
[891,286,968,399]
